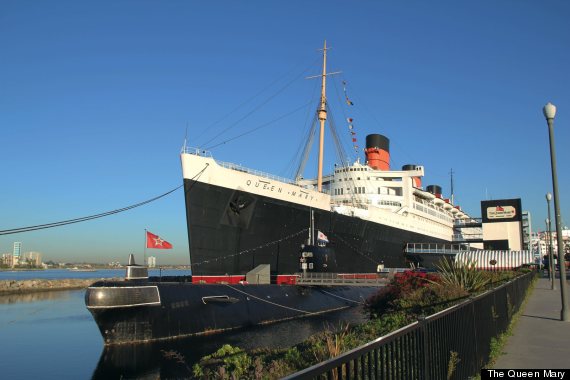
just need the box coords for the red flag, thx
[146,231,173,249]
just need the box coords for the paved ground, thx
[494,273,570,369]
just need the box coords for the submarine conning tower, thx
[365,134,390,170]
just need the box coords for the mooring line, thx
[224,284,315,315]
[318,289,366,305]
[0,164,210,236]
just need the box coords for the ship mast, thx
[316,41,328,192]
[307,41,340,192]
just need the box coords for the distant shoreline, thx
[0,278,120,295]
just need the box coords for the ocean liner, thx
[181,41,473,279]
[85,42,475,345]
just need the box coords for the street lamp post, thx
[546,214,555,290]
[543,102,569,321]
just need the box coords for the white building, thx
[536,226,569,257]
[148,256,156,268]
[13,242,22,268]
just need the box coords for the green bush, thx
[192,344,253,380]
[435,259,490,293]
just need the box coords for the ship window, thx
[357,177,360,180]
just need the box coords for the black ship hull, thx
[86,277,378,345]
[184,179,448,275]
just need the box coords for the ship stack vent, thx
[365,134,390,170]
[426,185,442,198]
[402,164,421,188]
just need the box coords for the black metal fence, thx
[282,272,535,380]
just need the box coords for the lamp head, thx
[543,102,557,120]
[546,192,552,201]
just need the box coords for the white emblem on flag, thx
[317,231,329,243]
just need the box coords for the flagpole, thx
[144,228,147,266]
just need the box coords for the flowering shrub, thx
[392,271,440,293]
[364,271,441,317]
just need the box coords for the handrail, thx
[405,242,475,254]
[182,146,297,185]
[282,271,535,380]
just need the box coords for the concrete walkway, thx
[494,273,570,369]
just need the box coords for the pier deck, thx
[494,273,570,369]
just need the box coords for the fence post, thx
[471,297,479,375]
[418,316,430,380]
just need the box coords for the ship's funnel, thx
[402,164,422,188]
[426,185,442,198]
[365,134,390,170]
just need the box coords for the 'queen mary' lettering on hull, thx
[245,179,316,202]
[245,179,282,193]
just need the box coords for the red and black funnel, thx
[365,134,390,170]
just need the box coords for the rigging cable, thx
[201,58,320,149]
[204,101,313,150]
[325,104,350,168]
[194,57,319,144]
[0,164,210,236]
[293,113,318,182]
[331,77,358,163]
[188,228,308,268]
[281,76,321,180]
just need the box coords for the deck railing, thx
[282,271,535,380]
[182,146,296,185]
[405,242,475,254]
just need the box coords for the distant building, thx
[148,256,156,268]
[536,226,569,257]
[1,253,13,267]
[522,211,532,251]
[13,242,22,268]
[24,252,42,267]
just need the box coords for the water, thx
[0,290,102,379]
[0,271,369,379]
[0,268,191,281]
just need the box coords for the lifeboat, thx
[413,189,435,200]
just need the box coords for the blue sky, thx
[1,1,569,265]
